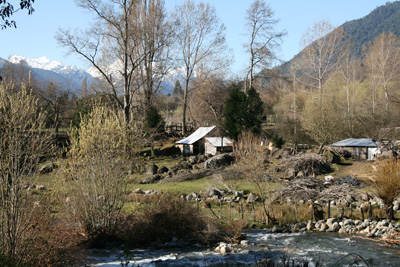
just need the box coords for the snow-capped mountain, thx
[1,55,96,95]
[0,55,190,96]
[87,60,190,95]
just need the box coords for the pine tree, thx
[173,80,183,96]
[245,87,266,135]
[224,85,265,140]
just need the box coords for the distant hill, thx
[278,1,400,74]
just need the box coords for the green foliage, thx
[71,97,92,129]
[224,85,266,140]
[245,87,266,135]
[145,105,164,130]
[272,134,285,149]
[173,80,183,96]
[224,85,247,140]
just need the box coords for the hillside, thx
[278,1,400,74]
[342,1,400,57]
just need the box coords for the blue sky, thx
[0,0,388,76]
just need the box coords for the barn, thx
[329,138,378,160]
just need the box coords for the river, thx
[88,230,400,266]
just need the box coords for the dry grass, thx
[370,158,400,219]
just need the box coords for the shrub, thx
[145,106,164,131]
[117,196,207,247]
[0,82,52,264]
[61,105,129,239]
[371,158,400,220]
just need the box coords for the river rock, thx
[331,222,340,232]
[307,221,314,231]
[215,242,233,254]
[272,225,283,233]
[377,220,389,228]
[326,218,338,228]
[320,222,328,231]
[343,219,355,226]
[240,240,249,246]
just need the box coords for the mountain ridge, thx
[277,1,400,75]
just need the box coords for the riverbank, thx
[269,217,400,240]
[89,230,400,266]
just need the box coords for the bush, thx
[117,196,207,247]
[61,105,129,239]
[371,158,400,220]
[145,106,164,131]
[272,134,285,149]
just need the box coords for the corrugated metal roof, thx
[205,137,233,147]
[176,126,216,145]
[330,138,377,147]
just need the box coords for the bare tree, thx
[339,56,363,136]
[364,32,400,112]
[234,131,276,225]
[0,0,35,29]
[297,20,346,103]
[172,0,229,134]
[300,96,343,152]
[57,0,146,124]
[0,81,52,263]
[37,81,71,139]
[244,0,285,91]
[191,71,229,127]
[132,0,173,114]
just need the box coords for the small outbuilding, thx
[329,138,378,160]
[204,137,233,156]
[175,126,217,155]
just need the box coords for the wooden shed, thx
[204,137,233,156]
[329,138,378,160]
[175,126,217,155]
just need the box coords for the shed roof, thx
[176,126,216,145]
[205,137,233,147]
[330,138,377,147]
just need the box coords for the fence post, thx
[327,200,331,219]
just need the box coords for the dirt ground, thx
[334,161,375,181]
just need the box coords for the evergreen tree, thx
[145,105,164,131]
[245,87,265,135]
[224,85,265,140]
[224,85,247,140]
[173,80,183,96]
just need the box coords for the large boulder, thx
[204,153,234,169]
[146,164,158,175]
[140,174,161,184]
